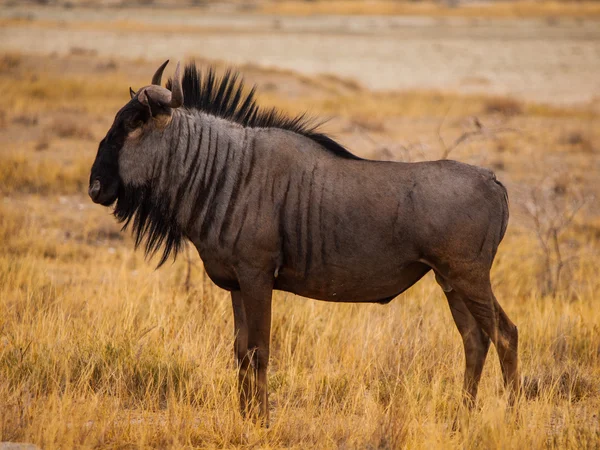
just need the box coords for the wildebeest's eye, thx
[127,119,144,130]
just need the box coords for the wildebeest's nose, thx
[88,179,102,202]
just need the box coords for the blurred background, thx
[0,1,599,448]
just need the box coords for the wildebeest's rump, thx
[89,60,518,425]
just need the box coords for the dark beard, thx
[113,182,184,267]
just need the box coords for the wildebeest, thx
[89,60,519,425]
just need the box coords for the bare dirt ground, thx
[1,5,600,105]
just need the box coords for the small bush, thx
[34,136,51,151]
[69,47,98,57]
[96,59,118,72]
[483,97,523,116]
[560,131,595,153]
[12,114,38,127]
[0,53,22,71]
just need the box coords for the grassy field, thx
[1,35,600,450]
[259,0,600,18]
[3,1,599,18]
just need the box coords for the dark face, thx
[89,99,150,206]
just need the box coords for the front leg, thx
[231,290,251,415]
[237,271,274,426]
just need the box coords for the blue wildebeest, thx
[89,61,519,425]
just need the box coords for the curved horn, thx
[129,87,136,99]
[168,61,183,108]
[151,60,170,86]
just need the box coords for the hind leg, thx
[450,271,519,405]
[436,274,491,407]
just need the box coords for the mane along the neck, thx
[166,63,362,161]
[115,64,363,267]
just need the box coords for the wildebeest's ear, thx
[145,91,171,118]
[129,87,136,99]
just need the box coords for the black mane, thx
[114,182,184,268]
[166,63,362,161]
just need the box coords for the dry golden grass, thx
[0,152,88,195]
[0,72,131,116]
[1,199,599,448]
[260,0,600,18]
[4,1,598,19]
[1,54,599,449]
[1,50,596,123]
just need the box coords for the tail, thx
[493,176,509,243]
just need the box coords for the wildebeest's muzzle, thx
[89,138,120,206]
